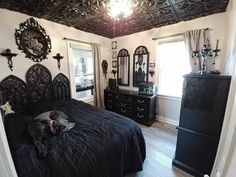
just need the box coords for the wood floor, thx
[126,121,193,177]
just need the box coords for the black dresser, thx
[104,89,156,126]
[173,73,231,177]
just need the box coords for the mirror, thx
[133,46,149,87]
[117,49,130,86]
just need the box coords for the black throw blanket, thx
[4,99,146,177]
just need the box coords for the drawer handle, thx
[137,99,144,103]
[108,93,112,96]
[137,113,144,118]
[108,99,112,103]
[121,103,126,106]
[121,109,126,113]
[137,107,144,111]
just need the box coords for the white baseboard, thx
[156,115,179,127]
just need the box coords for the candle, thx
[216,39,219,50]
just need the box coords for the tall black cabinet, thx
[173,73,231,177]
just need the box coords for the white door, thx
[67,41,95,106]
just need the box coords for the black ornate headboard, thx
[0,64,71,112]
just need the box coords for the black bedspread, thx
[4,99,146,177]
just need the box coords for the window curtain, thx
[183,28,210,72]
[92,43,104,109]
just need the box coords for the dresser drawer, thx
[116,94,133,103]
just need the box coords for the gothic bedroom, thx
[0,1,236,177]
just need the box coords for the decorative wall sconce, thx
[0,49,18,71]
[101,60,108,78]
[192,39,220,73]
[53,53,64,70]
[111,70,117,77]
[149,63,155,77]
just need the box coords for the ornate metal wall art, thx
[26,64,52,103]
[101,60,108,78]
[0,0,230,38]
[52,73,71,100]
[0,75,27,112]
[0,49,18,71]
[15,17,52,62]
[133,46,149,87]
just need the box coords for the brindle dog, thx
[27,111,75,158]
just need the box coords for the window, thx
[157,36,191,97]
[67,41,94,102]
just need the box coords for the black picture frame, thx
[15,17,52,62]
[112,60,117,68]
[133,46,149,87]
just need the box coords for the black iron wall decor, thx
[101,60,108,78]
[0,49,18,71]
[15,17,52,62]
[53,53,64,70]
[133,46,149,87]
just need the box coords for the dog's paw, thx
[39,148,47,158]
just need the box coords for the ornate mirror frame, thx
[133,46,149,87]
[15,17,52,62]
[117,49,130,86]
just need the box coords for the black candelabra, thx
[192,39,220,74]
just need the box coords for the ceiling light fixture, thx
[107,0,136,19]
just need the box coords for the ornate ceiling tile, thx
[0,0,230,38]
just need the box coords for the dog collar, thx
[49,120,56,135]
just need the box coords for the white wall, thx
[110,12,228,125]
[0,9,111,84]
[211,0,236,176]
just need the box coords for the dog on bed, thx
[27,111,75,158]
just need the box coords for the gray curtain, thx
[183,28,210,72]
[92,43,104,109]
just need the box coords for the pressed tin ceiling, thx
[0,0,230,38]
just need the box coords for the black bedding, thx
[4,99,146,177]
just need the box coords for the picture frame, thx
[112,60,117,68]
[112,41,117,50]
[112,51,117,59]
[15,17,52,62]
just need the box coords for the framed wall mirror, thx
[117,49,130,86]
[133,46,149,87]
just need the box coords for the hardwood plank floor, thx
[125,121,193,177]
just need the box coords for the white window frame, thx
[66,40,94,103]
[156,35,190,98]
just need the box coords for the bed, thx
[0,64,146,177]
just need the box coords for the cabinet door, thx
[179,77,230,136]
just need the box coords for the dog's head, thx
[49,111,75,134]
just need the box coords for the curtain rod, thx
[63,37,101,46]
[152,28,212,41]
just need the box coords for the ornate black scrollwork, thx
[52,73,71,100]
[15,17,52,62]
[26,64,52,103]
[0,75,28,112]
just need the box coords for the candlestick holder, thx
[192,40,220,74]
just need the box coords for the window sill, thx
[157,94,182,101]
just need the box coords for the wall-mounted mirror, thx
[133,45,149,87]
[117,49,130,86]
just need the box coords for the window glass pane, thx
[71,48,94,99]
[158,40,191,97]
